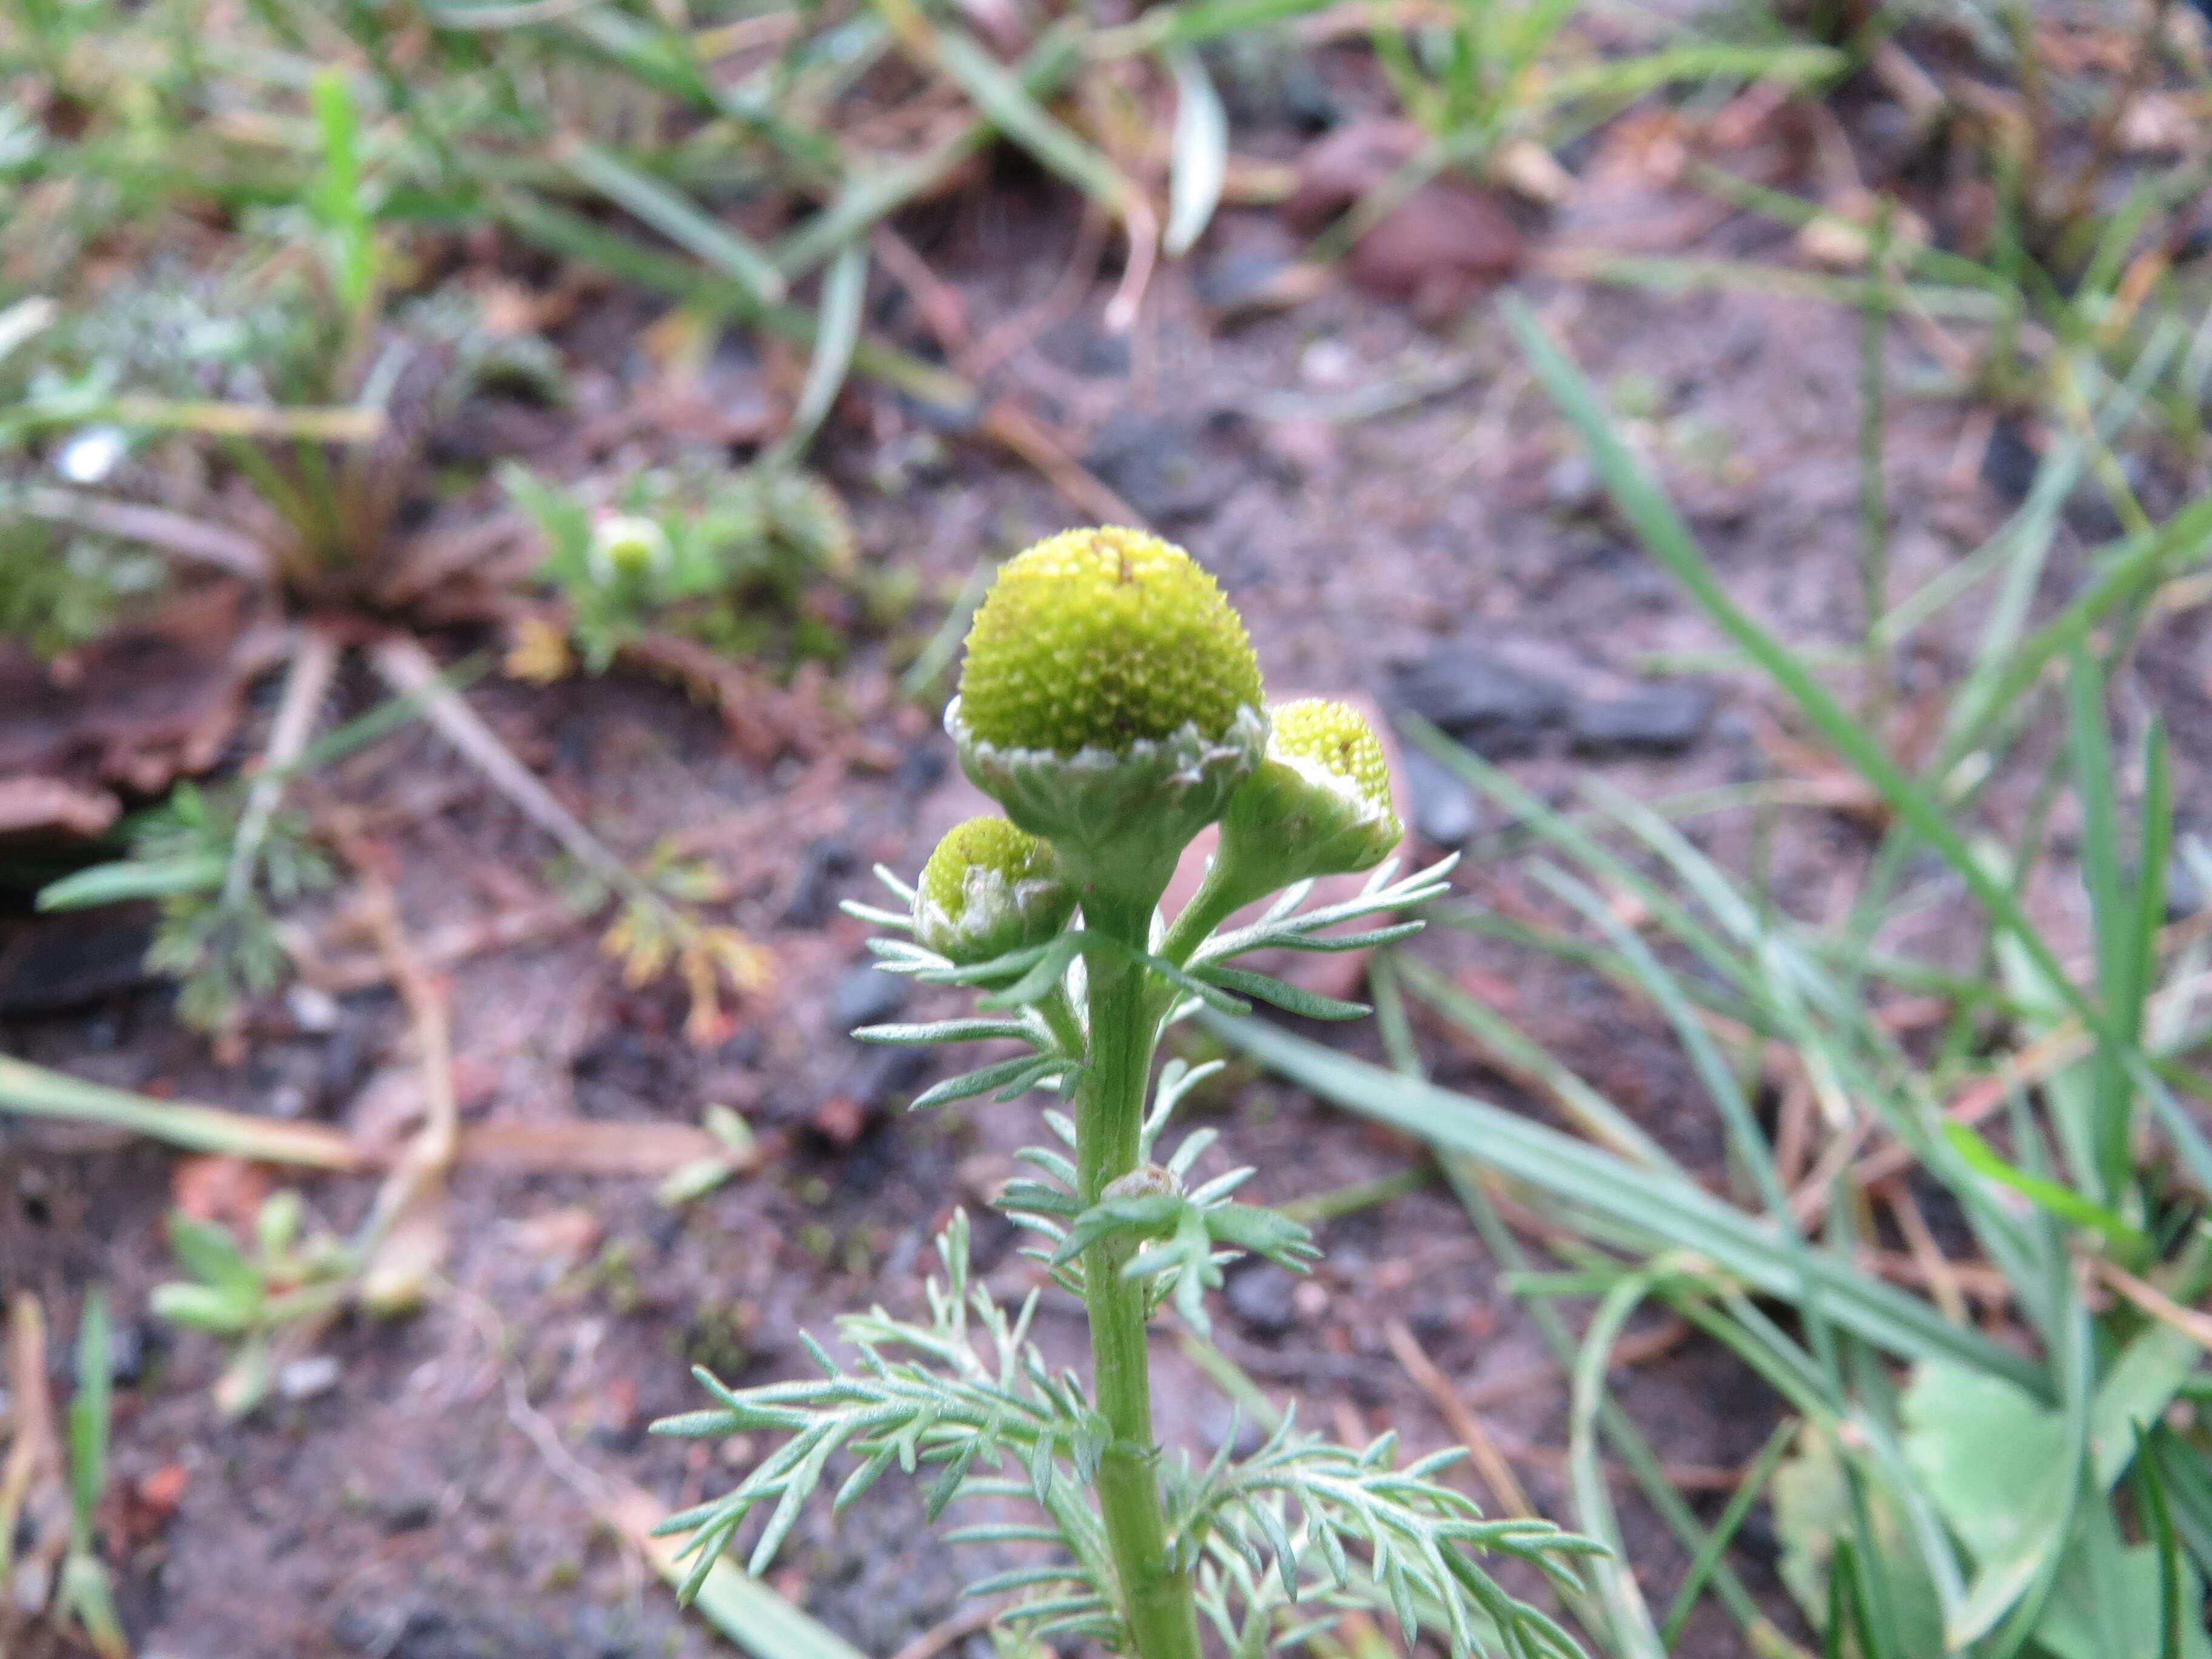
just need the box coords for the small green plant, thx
[38,779,333,1032]
[0,514,165,657]
[0,1292,129,1659]
[501,455,856,675]
[652,528,1601,1659]
[150,1191,355,1417]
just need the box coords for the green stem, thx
[1077,893,1203,1659]
[1159,846,1258,967]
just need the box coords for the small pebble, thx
[1401,746,1483,847]
[287,983,341,1034]
[276,1355,343,1401]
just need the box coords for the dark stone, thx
[831,965,909,1031]
[106,1316,162,1386]
[895,744,947,797]
[1224,1262,1299,1338]
[2064,453,2149,541]
[320,1024,368,1113]
[782,836,856,927]
[713,1027,765,1067]
[1084,411,1239,525]
[1980,416,2040,503]
[587,1418,645,1454]
[1568,685,1714,758]
[375,1492,439,1535]
[1387,649,1568,756]
[333,1603,405,1656]
[850,1044,932,1107]
[385,1608,568,1659]
[1076,331,1131,378]
[896,388,981,437]
[0,910,155,1016]
[1401,746,1482,847]
[1278,59,1340,132]
[1195,248,1294,315]
[249,1041,327,1121]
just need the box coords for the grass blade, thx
[561,139,788,306]
[1203,1011,2046,1392]
[0,1056,361,1169]
[1502,296,2181,1092]
[1162,46,1225,258]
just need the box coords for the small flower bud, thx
[588,514,671,583]
[947,528,1269,907]
[1212,699,1403,907]
[913,816,1077,965]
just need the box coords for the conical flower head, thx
[912,816,1077,965]
[947,528,1269,907]
[1213,699,1402,907]
[957,528,1263,756]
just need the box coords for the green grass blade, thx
[38,853,226,910]
[561,139,788,306]
[1569,1273,1669,1659]
[1942,1122,2147,1254]
[931,24,1130,212]
[1503,295,2169,1076]
[1661,1418,1797,1649]
[1392,954,1673,1170]
[1204,1011,2046,1392]
[67,1289,110,1544]
[765,240,866,468]
[0,1055,361,1168]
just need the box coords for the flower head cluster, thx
[939,529,1406,915]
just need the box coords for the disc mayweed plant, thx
[653,529,1601,1659]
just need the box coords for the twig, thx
[960,206,1108,381]
[16,486,270,580]
[2053,0,2176,236]
[2093,1256,2212,1352]
[1857,1247,2013,1305]
[0,1295,55,1584]
[1880,1178,1969,1323]
[224,625,342,909]
[343,870,462,1318]
[977,399,1144,526]
[369,632,636,894]
[885,1603,1005,1659]
[870,224,970,355]
[1383,1318,1535,1519]
[300,897,578,993]
[0,1054,361,1169]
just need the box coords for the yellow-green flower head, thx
[1270,699,1395,830]
[946,528,1270,908]
[957,528,1263,757]
[1215,699,1403,906]
[912,816,1077,965]
[589,514,671,583]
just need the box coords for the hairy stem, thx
[1077,893,1202,1659]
